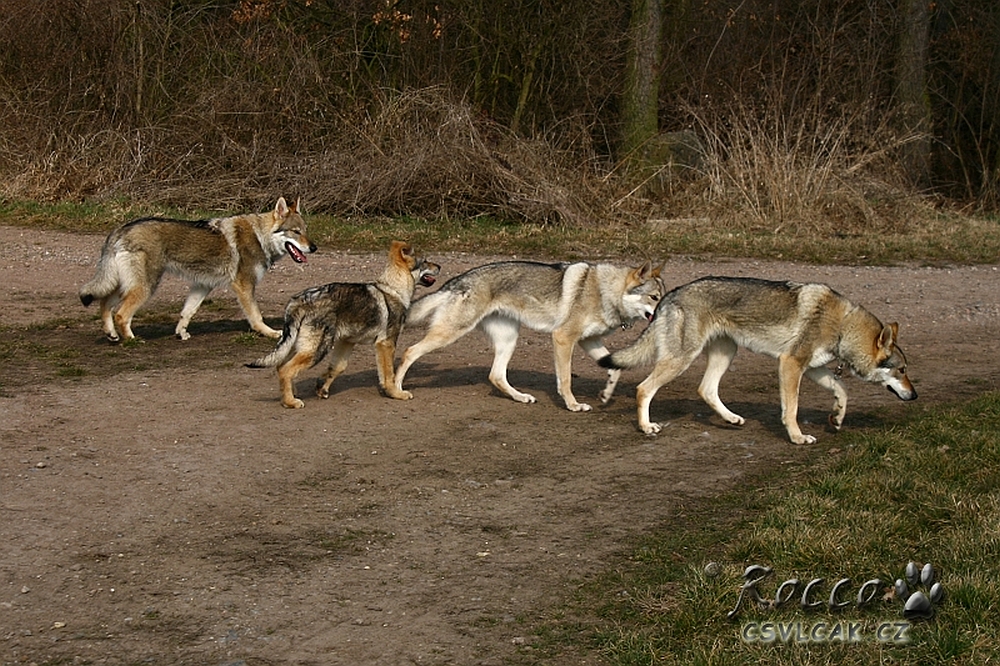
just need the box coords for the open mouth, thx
[285,242,307,264]
[645,311,655,322]
[420,274,437,287]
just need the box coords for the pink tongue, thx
[286,243,307,263]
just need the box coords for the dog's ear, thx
[275,197,290,218]
[628,262,650,284]
[878,323,899,350]
[291,197,301,213]
[388,240,413,260]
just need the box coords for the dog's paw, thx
[640,422,662,435]
[567,401,592,412]
[282,398,305,409]
[790,433,817,445]
[511,392,537,404]
[391,390,413,401]
[828,413,844,431]
[176,330,191,341]
[263,329,282,340]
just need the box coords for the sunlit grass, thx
[537,393,1000,665]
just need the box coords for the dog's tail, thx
[79,244,123,307]
[405,288,451,325]
[246,316,298,369]
[597,325,660,370]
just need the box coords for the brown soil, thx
[1,225,998,665]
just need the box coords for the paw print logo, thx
[893,561,944,620]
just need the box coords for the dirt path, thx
[1,225,998,665]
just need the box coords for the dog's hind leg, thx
[804,366,848,431]
[635,355,693,435]
[481,315,536,404]
[99,293,122,342]
[113,283,152,341]
[316,340,355,400]
[175,283,213,340]
[698,337,745,426]
[278,350,315,409]
[394,320,477,394]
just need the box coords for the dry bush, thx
[303,88,601,224]
[662,92,927,237]
[1,85,603,224]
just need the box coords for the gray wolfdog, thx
[80,197,316,341]
[599,277,917,443]
[393,260,665,411]
[247,241,440,409]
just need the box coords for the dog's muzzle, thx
[888,383,917,401]
[285,242,308,263]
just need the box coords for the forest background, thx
[0,0,998,238]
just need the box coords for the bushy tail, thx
[246,320,298,368]
[405,288,451,325]
[79,251,122,307]
[597,325,660,370]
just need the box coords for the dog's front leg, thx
[376,339,412,400]
[317,340,355,400]
[579,337,619,404]
[804,366,848,431]
[232,276,280,339]
[779,356,814,444]
[553,330,591,411]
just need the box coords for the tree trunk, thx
[621,0,662,160]
[895,0,933,187]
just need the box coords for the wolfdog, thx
[393,260,665,411]
[79,197,316,341]
[247,241,440,409]
[598,277,917,443]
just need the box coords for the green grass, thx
[532,392,1000,665]
[2,199,999,265]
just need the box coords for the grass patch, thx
[537,392,1000,664]
[2,200,999,265]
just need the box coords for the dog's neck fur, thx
[834,305,880,377]
[376,267,416,309]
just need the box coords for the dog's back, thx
[406,261,567,326]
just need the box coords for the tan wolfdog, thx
[80,197,316,341]
[393,260,665,411]
[599,277,917,443]
[247,241,440,409]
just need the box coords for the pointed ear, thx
[628,262,651,284]
[651,261,665,278]
[878,323,898,349]
[389,240,412,258]
[274,197,289,218]
[291,197,301,213]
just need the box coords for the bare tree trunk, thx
[896,0,933,187]
[621,0,662,159]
